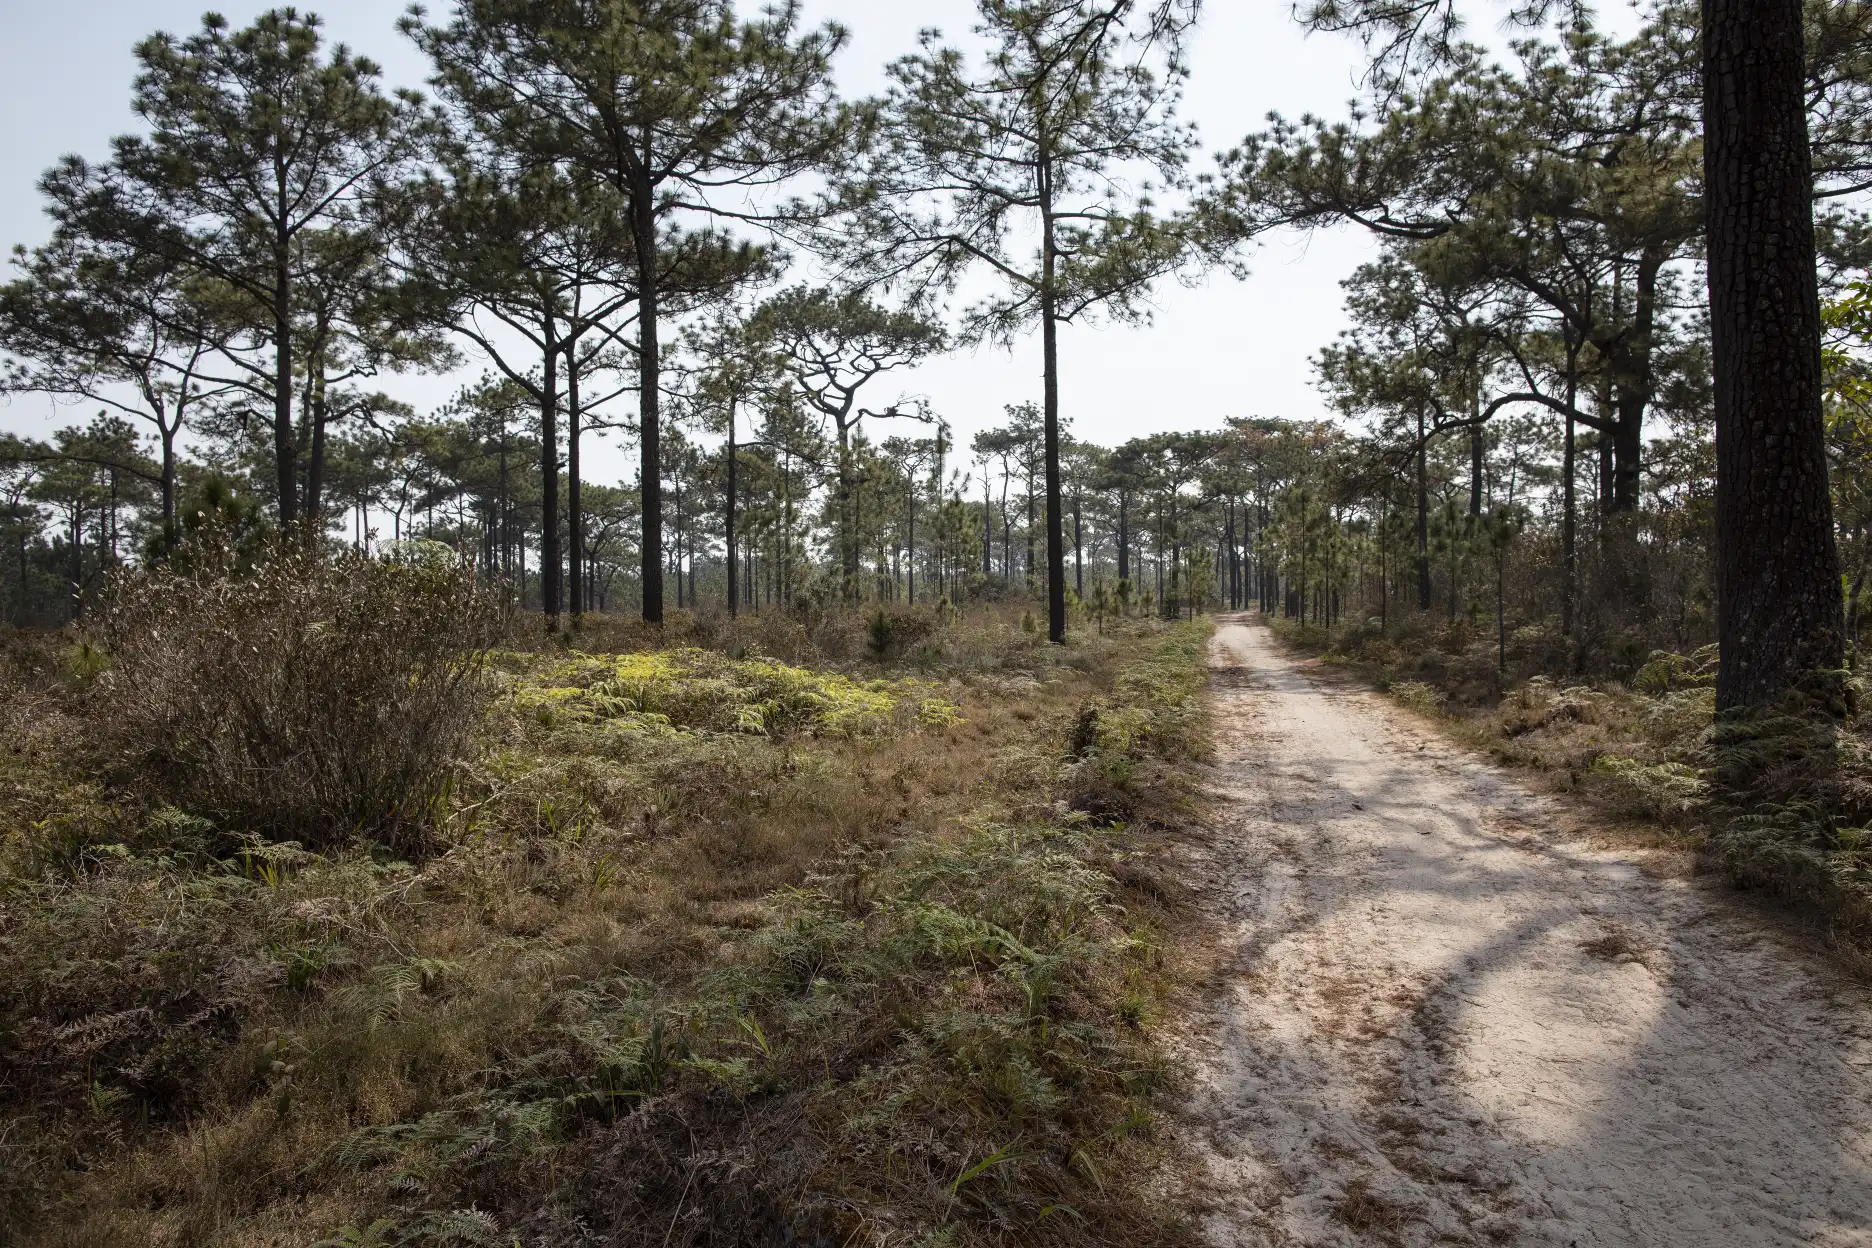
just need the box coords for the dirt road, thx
[1185,617,1872,1247]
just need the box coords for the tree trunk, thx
[1562,334,1580,638]
[1073,492,1082,601]
[837,417,859,594]
[306,394,328,525]
[1598,433,1614,515]
[726,397,738,617]
[567,344,583,624]
[159,425,177,534]
[498,430,511,586]
[1705,0,1845,711]
[1226,501,1239,609]
[1001,490,1011,583]
[272,251,297,526]
[633,170,664,625]
[1040,172,1068,643]
[1117,492,1129,583]
[1025,484,1037,591]
[1609,252,1663,514]
[69,507,83,621]
[849,449,863,597]
[982,475,992,575]
[540,311,561,630]
[1416,409,1432,611]
[1468,422,1483,515]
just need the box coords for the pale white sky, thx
[0,0,1587,484]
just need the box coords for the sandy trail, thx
[1185,617,1872,1247]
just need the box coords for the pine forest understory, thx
[6,0,1872,1244]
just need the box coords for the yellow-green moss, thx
[510,648,958,740]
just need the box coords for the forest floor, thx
[0,604,1214,1247]
[1178,615,1872,1247]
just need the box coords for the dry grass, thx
[1333,1175,1414,1240]
[0,596,1214,1247]
[1577,922,1656,969]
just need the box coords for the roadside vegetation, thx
[0,542,1212,1247]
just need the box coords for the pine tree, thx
[835,0,1197,643]
[44,10,424,525]
[407,0,851,624]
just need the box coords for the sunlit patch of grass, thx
[510,646,957,739]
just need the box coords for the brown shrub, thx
[94,538,499,854]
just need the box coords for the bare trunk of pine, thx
[567,344,583,623]
[1416,409,1432,611]
[726,398,738,617]
[634,167,663,625]
[273,250,297,526]
[540,312,560,630]
[1705,0,1845,710]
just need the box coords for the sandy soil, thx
[1182,617,1872,1247]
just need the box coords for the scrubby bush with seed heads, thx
[93,534,500,854]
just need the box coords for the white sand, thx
[1181,618,1872,1247]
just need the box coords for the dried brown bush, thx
[93,538,499,854]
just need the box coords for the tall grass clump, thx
[93,536,499,854]
[1063,622,1211,823]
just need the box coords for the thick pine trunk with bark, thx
[635,180,664,625]
[1705,0,1845,710]
[567,347,583,622]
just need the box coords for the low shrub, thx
[1388,680,1446,717]
[93,537,500,854]
[1064,621,1210,822]
[514,647,958,739]
[866,604,940,658]
[1588,756,1707,823]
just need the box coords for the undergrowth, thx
[0,587,1213,1247]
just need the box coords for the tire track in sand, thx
[1183,617,1872,1247]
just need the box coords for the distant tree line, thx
[2,0,1869,737]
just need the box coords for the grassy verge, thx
[1,602,1213,1247]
